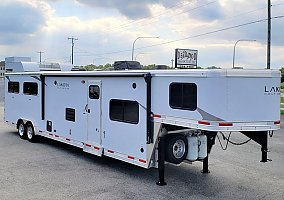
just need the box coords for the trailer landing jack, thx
[201,131,217,174]
[241,131,271,162]
[156,136,167,186]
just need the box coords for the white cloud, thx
[0,0,283,69]
[0,0,48,44]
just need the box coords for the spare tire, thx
[165,134,188,164]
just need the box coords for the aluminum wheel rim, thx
[172,139,186,159]
[27,126,33,140]
[18,124,25,137]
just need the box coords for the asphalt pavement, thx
[0,78,284,200]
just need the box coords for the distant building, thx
[0,61,5,77]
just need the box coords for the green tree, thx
[206,66,221,69]
[280,68,284,83]
[84,64,97,71]
[142,64,155,70]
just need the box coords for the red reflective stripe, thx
[66,138,71,141]
[85,144,91,147]
[138,159,146,163]
[108,150,114,153]
[94,146,100,150]
[198,121,210,125]
[54,135,59,138]
[49,134,53,136]
[128,156,135,160]
[274,121,280,125]
[219,123,233,126]
[152,114,161,118]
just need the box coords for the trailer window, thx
[109,99,139,124]
[8,82,19,93]
[89,85,100,99]
[23,82,38,95]
[169,83,197,111]
[66,108,75,122]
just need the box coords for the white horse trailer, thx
[4,69,280,185]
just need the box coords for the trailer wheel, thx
[165,134,188,164]
[26,123,37,143]
[18,121,26,139]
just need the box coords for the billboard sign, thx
[175,48,198,68]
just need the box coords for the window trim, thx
[23,82,38,96]
[8,81,20,94]
[109,99,139,125]
[89,85,100,99]
[169,82,197,111]
[65,108,76,122]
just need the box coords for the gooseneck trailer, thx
[4,66,280,185]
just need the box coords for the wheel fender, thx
[19,119,39,135]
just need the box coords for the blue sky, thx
[0,0,283,69]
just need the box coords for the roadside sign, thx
[175,49,198,68]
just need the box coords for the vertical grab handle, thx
[83,104,88,114]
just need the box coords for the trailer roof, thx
[5,69,280,78]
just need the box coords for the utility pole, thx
[37,51,44,64]
[68,37,78,65]
[267,0,271,69]
[171,59,174,68]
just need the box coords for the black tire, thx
[18,120,26,139]
[165,134,188,164]
[26,123,37,143]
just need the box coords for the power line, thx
[84,15,284,57]
[112,1,284,34]
[111,0,218,33]
[108,0,198,32]
[76,2,283,58]
[135,16,284,50]
[75,3,276,56]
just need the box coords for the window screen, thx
[23,82,38,95]
[66,108,75,122]
[89,85,100,99]
[169,83,197,111]
[109,99,139,124]
[8,82,19,93]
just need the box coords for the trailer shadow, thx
[4,131,254,198]
[3,131,229,198]
[21,135,229,198]
[3,130,278,199]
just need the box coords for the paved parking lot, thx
[0,78,284,200]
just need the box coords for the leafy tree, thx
[280,68,284,83]
[81,63,113,71]
[142,64,155,70]
[206,66,221,69]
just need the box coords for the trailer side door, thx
[87,80,102,148]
